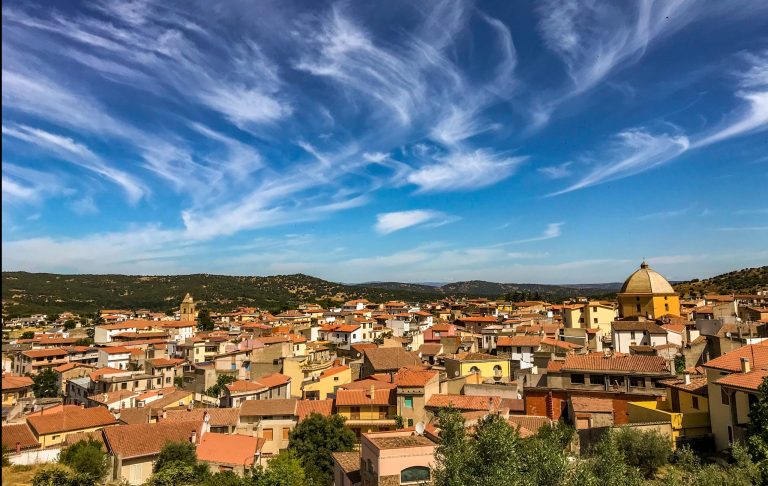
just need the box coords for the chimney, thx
[368,384,375,400]
[16,441,21,454]
[684,373,691,385]
[190,430,197,444]
[741,357,751,374]
[162,410,167,420]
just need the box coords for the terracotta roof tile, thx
[21,348,69,358]
[320,365,350,379]
[333,451,361,476]
[163,408,240,427]
[27,405,117,436]
[394,369,439,387]
[240,399,297,417]
[703,342,768,372]
[196,433,263,466]
[2,423,40,450]
[255,372,291,388]
[426,394,502,411]
[506,415,552,436]
[335,388,395,406]
[104,420,202,459]
[570,396,614,413]
[295,399,333,421]
[658,376,709,396]
[364,348,421,372]
[2,374,34,390]
[497,336,542,347]
[561,354,671,374]
[226,380,267,393]
[715,369,768,391]
[418,344,443,355]
[541,338,582,350]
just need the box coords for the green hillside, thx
[673,266,768,297]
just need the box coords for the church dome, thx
[619,261,676,294]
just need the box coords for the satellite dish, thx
[415,422,425,435]
[454,370,459,377]
[726,332,732,338]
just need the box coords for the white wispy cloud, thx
[538,162,572,179]
[374,210,455,234]
[636,206,693,221]
[550,129,690,195]
[717,226,768,231]
[505,222,565,244]
[408,150,526,192]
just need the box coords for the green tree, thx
[147,461,199,486]
[32,368,59,398]
[433,407,475,486]
[205,374,237,398]
[58,439,107,482]
[747,376,768,483]
[289,413,355,485]
[471,413,525,485]
[199,471,245,486]
[586,430,643,486]
[2,444,10,467]
[21,331,35,339]
[74,338,94,346]
[521,421,574,485]
[610,427,672,479]
[31,464,91,486]
[251,451,306,486]
[674,355,686,374]
[153,441,197,473]
[91,312,104,325]
[174,376,185,388]
[197,309,214,331]
[63,320,77,330]
[394,415,405,429]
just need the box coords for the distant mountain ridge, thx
[3,266,765,317]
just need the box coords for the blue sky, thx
[2,0,767,284]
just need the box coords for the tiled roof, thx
[561,354,671,374]
[2,423,40,450]
[240,399,297,417]
[104,420,202,459]
[426,394,502,411]
[338,379,397,391]
[196,433,263,466]
[255,372,291,388]
[703,342,768,372]
[418,344,443,355]
[2,374,34,390]
[22,348,68,358]
[333,451,361,476]
[366,434,435,450]
[364,348,421,371]
[148,358,185,367]
[143,390,193,410]
[27,405,117,436]
[295,399,333,421]
[452,352,499,361]
[320,365,350,379]
[496,336,542,347]
[226,380,267,393]
[541,338,582,350]
[88,390,137,405]
[547,360,565,372]
[117,408,151,425]
[99,346,131,355]
[335,388,395,406]
[394,368,439,387]
[64,430,106,448]
[506,415,552,437]
[612,321,667,334]
[658,376,709,396]
[661,324,685,334]
[570,396,614,413]
[715,369,768,392]
[457,316,498,323]
[163,408,240,427]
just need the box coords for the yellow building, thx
[443,353,511,382]
[335,387,397,438]
[26,405,117,447]
[562,302,617,334]
[180,293,196,322]
[627,374,710,448]
[303,365,352,400]
[2,374,34,408]
[618,262,680,319]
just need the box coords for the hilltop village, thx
[2,262,768,485]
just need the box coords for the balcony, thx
[302,359,334,373]
[628,401,710,434]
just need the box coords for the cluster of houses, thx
[2,263,767,485]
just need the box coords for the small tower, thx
[180,293,196,322]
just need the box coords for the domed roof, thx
[619,261,676,294]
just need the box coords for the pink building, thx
[333,429,437,486]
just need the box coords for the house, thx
[496,335,542,370]
[2,422,40,457]
[443,352,511,382]
[628,373,711,448]
[97,347,132,370]
[2,374,34,416]
[159,321,197,343]
[344,429,438,486]
[146,358,186,388]
[393,368,440,427]
[335,387,397,438]
[220,372,291,407]
[611,321,669,354]
[563,302,617,334]
[162,409,241,434]
[26,405,117,447]
[361,348,422,378]
[417,343,443,365]
[15,348,69,375]
[703,341,768,450]
[302,365,351,400]
[54,363,96,395]
[238,399,298,456]
[103,420,203,485]
[318,323,364,349]
[196,432,265,474]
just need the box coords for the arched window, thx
[401,466,430,483]
[469,366,480,374]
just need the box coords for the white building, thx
[611,321,669,354]
[97,346,131,370]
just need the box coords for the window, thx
[570,374,585,384]
[593,318,598,324]
[516,347,522,354]
[631,331,637,340]
[262,428,273,441]
[610,376,625,387]
[401,466,430,483]
[469,366,480,374]
[408,419,414,427]
[592,307,597,312]
[636,304,641,313]
[665,304,669,312]
[721,388,730,405]
[629,376,645,387]
[692,396,699,409]
[121,383,127,390]
[579,318,584,323]
[589,375,605,385]
[283,427,290,440]
[404,396,414,409]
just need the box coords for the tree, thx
[674,355,686,374]
[91,312,104,325]
[251,451,306,486]
[433,407,475,486]
[197,309,214,332]
[289,413,355,485]
[21,331,35,339]
[58,439,107,482]
[610,427,672,479]
[394,415,405,429]
[147,461,199,486]
[205,374,237,398]
[2,444,10,467]
[63,320,77,330]
[747,376,768,483]
[74,338,94,346]
[174,376,185,388]
[32,368,59,398]
[521,421,574,485]
[153,441,198,473]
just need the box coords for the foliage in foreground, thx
[288,412,356,485]
[58,439,108,482]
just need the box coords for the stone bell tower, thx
[180,293,196,321]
